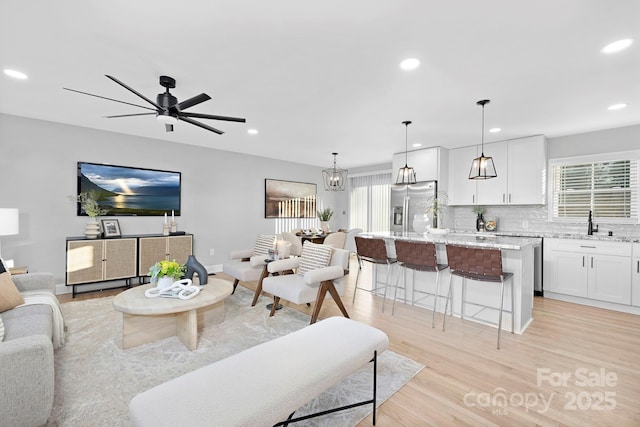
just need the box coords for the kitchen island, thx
[360,232,541,334]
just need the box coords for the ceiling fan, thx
[63,75,246,134]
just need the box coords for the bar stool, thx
[353,236,397,310]
[391,240,448,324]
[442,244,514,349]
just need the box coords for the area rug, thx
[48,285,424,426]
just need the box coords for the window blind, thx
[552,159,638,223]
[349,172,391,232]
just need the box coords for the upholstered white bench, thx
[129,316,389,427]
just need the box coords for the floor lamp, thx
[0,208,20,263]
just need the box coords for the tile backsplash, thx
[448,205,640,239]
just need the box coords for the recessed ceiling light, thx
[247,129,258,135]
[3,69,28,80]
[601,38,633,54]
[608,103,627,111]
[399,58,420,70]
[489,127,502,133]
[412,143,422,148]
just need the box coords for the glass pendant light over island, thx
[469,99,497,180]
[396,120,417,184]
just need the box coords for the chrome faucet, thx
[587,210,598,235]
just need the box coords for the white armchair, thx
[222,235,291,306]
[262,243,350,324]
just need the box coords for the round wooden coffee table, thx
[113,279,233,350]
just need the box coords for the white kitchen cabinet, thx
[476,140,508,205]
[475,135,547,205]
[632,243,640,307]
[447,145,477,205]
[545,238,632,305]
[449,135,546,206]
[392,147,448,185]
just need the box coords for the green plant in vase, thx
[317,208,334,233]
[148,260,186,285]
[76,191,109,218]
[473,206,486,231]
[425,192,449,230]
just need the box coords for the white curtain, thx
[349,172,391,232]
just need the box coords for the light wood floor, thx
[59,257,640,426]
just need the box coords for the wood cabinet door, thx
[588,254,631,304]
[167,235,193,265]
[103,238,137,280]
[139,237,169,274]
[66,240,103,285]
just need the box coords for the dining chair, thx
[391,239,448,324]
[442,244,514,349]
[322,231,346,248]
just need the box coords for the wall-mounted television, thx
[265,178,316,218]
[77,162,181,216]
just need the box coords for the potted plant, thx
[317,208,333,233]
[473,206,487,231]
[424,192,450,234]
[76,191,109,238]
[148,259,186,289]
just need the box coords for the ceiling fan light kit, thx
[64,75,245,135]
[396,120,417,185]
[322,152,348,191]
[468,99,497,180]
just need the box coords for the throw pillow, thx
[0,314,4,341]
[0,271,24,313]
[297,242,333,276]
[253,234,276,257]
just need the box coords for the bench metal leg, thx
[272,350,379,426]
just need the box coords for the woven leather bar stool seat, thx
[391,240,448,324]
[442,244,514,349]
[353,236,397,309]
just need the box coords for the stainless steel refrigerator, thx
[390,180,437,234]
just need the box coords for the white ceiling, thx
[1,1,638,169]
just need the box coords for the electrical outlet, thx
[522,221,529,229]
[209,248,215,256]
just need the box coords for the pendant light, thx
[322,152,348,191]
[396,120,417,184]
[468,99,497,180]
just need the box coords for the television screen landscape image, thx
[77,162,181,216]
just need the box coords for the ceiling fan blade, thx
[176,93,211,111]
[105,75,163,110]
[165,124,174,132]
[180,112,246,123]
[179,116,224,134]
[63,87,157,111]
[104,112,156,118]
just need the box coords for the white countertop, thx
[363,231,542,250]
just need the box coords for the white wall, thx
[0,113,348,290]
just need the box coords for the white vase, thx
[157,276,175,290]
[85,219,101,239]
[412,214,430,235]
[320,221,330,234]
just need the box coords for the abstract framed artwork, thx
[265,179,317,218]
